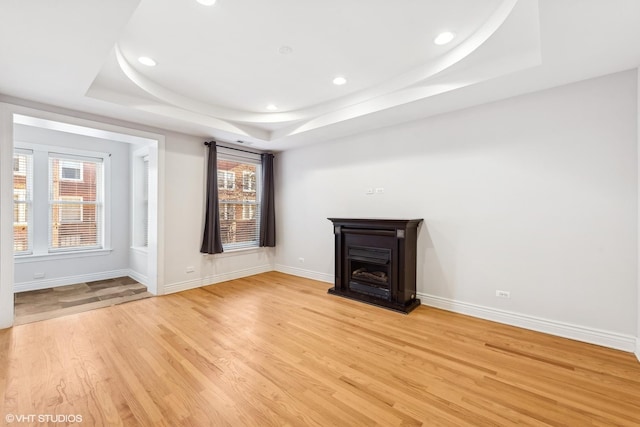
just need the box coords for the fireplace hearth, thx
[328,218,423,313]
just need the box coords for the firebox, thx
[328,218,423,313]
[348,246,391,300]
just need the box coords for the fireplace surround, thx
[328,218,423,313]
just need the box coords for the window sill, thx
[15,248,113,264]
[207,246,268,258]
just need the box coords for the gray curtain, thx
[259,153,276,247]
[200,142,224,254]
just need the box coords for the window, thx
[142,156,149,247]
[13,150,32,254]
[49,154,103,251]
[59,196,83,223]
[132,150,150,249]
[13,156,26,176]
[217,170,235,190]
[14,145,107,256]
[220,204,236,220]
[59,160,83,181]
[217,152,261,250]
[242,203,256,220]
[13,190,28,224]
[243,171,256,192]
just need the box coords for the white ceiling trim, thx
[110,0,518,132]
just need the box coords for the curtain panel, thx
[259,153,276,247]
[200,142,224,254]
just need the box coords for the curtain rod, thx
[204,140,267,156]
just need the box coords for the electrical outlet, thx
[33,273,45,279]
[375,187,384,194]
[186,266,195,273]
[496,290,510,298]
[298,257,305,263]
[365,188,374,195]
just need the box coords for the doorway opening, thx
[0,106,163,326]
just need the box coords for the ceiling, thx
[1,0,639,151]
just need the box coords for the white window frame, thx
[49,153,103,252]
[217,149,261,251]
[13,142,110,258]
[131,147,149,250]
[12,149,33,255]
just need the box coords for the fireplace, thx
[328,218,423,313]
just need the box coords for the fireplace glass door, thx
[347,246,391,300]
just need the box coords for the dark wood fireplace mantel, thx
[328,218,423,314]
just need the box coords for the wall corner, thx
[0,104,15,329]
[636,67,640,360]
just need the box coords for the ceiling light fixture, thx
[332,76,347,86]
[266,104,278,111]
[278,46,293,55]
[434,31,455,45]
[196,0,217,5]
[138,56,156,67]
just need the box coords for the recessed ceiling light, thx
[332,76,347,86]
[278,45,293,55]
[266,104,278,111]
[196,0,217,5]
[434,31,455,45]
[138,56,156,67]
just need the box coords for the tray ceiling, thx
[1,0,640,150]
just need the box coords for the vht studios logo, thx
[5,413,83,423]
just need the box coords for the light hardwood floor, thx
[1,272,639,426]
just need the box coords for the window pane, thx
[243,171,256,192]
[143,158,149,247]
[49,155,103,250]
[59,196,83,223]
[217,170,235,190]
[60,160,83,181]
[217,158,260,249]
[13,152,32,253]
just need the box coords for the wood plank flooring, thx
[14,277,152,325]
[1,272,639,426]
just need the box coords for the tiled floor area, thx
[14,276,152,325]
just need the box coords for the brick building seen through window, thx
[13,150,103,254]
[49,157,101,250]
[217,158,260,248]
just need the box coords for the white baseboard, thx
[274,264,334,283]
[163,264,274,295]
[419,292,637,353]
[127,269,149,287]
[274,263,636,354]
[14,269,131,293]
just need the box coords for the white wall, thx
[12,124,131,290]
[275,70,638,351]
[0,104,14,328]
[637,67,640,361]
